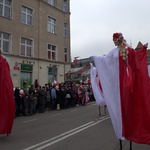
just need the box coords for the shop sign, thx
[21,64,33,71]
[48,67,53,73]
[14,66,20,70]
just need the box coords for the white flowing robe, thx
[90,47,123,139]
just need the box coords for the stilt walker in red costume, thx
[0,49,15,136]
[91,32,150,149]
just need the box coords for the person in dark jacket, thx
[45,85,51,111]
[60,86,66,109]
[29,84,36,115]
[14,87,21,116]
[37,86,45,113]
[34,79,39,89]
[22,82,29,116]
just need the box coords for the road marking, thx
[86,106,92,108]
[23,115,109,150]
[51,113,62,117]
[91,103,97,105]
[23,119,38,123]
[23,121,94,150]
[70,109,77,112]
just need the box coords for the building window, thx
[64,48,67,62]
[48,0,56,6]
[21,5,33,26]
[0,0,12,18]
[20,37,33,57]
[0,32,11,53]
[64,23,67,37]
[48,44,56,60]
[48,17,56,34]
[63,0,67,12]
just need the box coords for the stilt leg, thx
[104,105,107,114]
[99,106,101,116]
[119,139,122,150]
[129,141,132,150]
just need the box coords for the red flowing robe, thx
[0,56,15,134]
[120,46,150,144]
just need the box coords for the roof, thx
[82,69,90,76]
[135,41,143,50]
[147,50,150,56]
[66,67,84,74]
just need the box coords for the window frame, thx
[0,0,12,19]
[47,44,57,61]
[64,23,67,37]
[47,16,56,34]
[63,0,67,12]
[0,32,11,54]
[64,47,68,62]
[21,5,33,26]
[20,37,33,57]
[48,0,56,6]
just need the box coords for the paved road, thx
[0,102,150,150]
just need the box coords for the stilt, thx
[129,141,132,150]
[99,106,101,116]
[104,105,107,114]
[119,139,122,150]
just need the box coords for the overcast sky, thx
[70,0,150,60]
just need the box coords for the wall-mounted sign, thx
[21,64,33,71]
[14,66,20,70]
[15,62,18,66]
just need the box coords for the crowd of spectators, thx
[14,80,95,117]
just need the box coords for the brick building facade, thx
[0,0,71,87]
